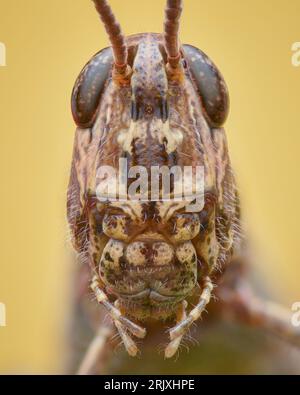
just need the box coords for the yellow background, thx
[0,0,299,373]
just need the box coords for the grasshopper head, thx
[68,0,240,319]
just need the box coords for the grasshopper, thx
[67,0,300,372]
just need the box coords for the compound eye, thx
[71,47,113,128]
[182,44,229,128]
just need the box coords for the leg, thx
[168,277,213,342]
[91,274,146,340]
[165,301,187,359]
[218,276,300,348]
[77,324,114,375]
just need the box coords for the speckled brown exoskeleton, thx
[67,0,300,373]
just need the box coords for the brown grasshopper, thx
[67,0,300,372]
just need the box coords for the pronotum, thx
[67,0,300,369]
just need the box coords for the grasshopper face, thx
[68,0,240,357]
